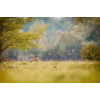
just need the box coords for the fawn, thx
[30,54,40,62]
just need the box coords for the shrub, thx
[80,43,100,61]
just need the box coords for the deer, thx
[30,54,40,62]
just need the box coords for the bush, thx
[80,43,100,61]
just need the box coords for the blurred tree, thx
[81,42,100,61]
[92,18,100,45]
[8,48,19,59]
[74,17,100,45]
[0,17,48,62]
[74,17,83,25]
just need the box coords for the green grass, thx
[0,61,100,83]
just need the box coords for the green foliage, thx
[0,17,48,51]
[80,43,100,61]
[52,66,59,69]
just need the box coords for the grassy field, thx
[0,61,100,83]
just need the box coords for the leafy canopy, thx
[80,42,100,61]
[0,17,48,51]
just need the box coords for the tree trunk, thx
[0,43,3,63]
[0,42,9,63]
[0,50,3,63]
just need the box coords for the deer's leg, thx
[36,60,38,63]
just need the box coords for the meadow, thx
[0,61,100,83]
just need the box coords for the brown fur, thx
[30,54,40,62]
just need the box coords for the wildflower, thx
[90,63,93,65]
[12,64,15,68]
[57,66,59,69]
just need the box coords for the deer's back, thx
[30,58,38,61]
